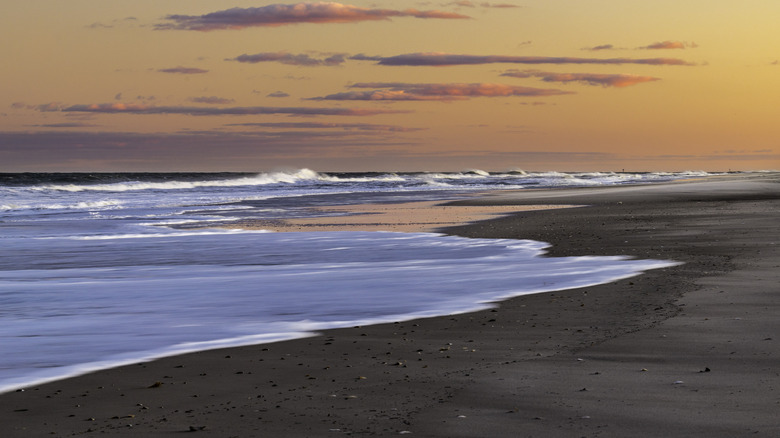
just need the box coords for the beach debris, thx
[673,380,684,385]
[399,431,412,434]
[640,368,648,372]
[189,425,207,432]
[698,367,711,373]
[148,381,163,388]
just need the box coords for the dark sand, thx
[2,174,778,437]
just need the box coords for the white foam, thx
[34,169,325,192]
[0,231,680,394]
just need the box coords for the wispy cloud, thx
[0,131,416,171]
[639,41,697,50]
[189,96,235,104]
[442,1,519,8]
[583,44,615,51]
[35,102,409,117]
[157,66,209,74]
[350,52,696,66]
[86,17,138,29]
[230,52,346,66]
[267,91,291,98]
[225,122,424,132]
[11,102,35,110]
[501,70,660,87]
[157,3,470,31]
[27,122,99,128]
[310,82,573,101]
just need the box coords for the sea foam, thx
[0,230,679,394]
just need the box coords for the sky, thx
[1,0,779,172]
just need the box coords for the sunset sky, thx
[2,1,779,172]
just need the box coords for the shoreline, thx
[2,174,778,436]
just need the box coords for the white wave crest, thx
[35,169,326,192]
[0,200,122,212]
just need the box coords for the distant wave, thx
[33,169,328,192]
[6,169,724,194]
[0,200,122,212]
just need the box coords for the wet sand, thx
[2,174,778,437]
[225,201,577,233]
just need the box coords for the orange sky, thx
[1,1,779,172]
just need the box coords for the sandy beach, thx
[2,174,778,437]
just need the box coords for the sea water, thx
[0,169,702,393]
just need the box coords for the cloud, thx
[189,96,235,104]
[35,102,409,117]
[225,122,424,132]
[501,70,660,87]
[583,44,615,51]
[310,82,573,101]
[157,66,209,74]
[350,52,695,66]
[156,3,470,31]
[0,130,415,171]
[230,52,346,66]
[28,122,99,128]
[442,1,519,7]
[86,17,138,29]
[267,91,291,98]
[640,41,697,50]
[34,102,64,111]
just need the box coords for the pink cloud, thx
[29,122,99,128]
[230,52,346,66]
[485,3,520,8]
[501,70,661,87]
[640,41,697,50]
[443,1,519,7]
[351,52,695,66]
[310,82,573,101]
[157,66,209,74]
[35,102,409,117]
[157,3,470,31]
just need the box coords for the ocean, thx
[0,169,701,393]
